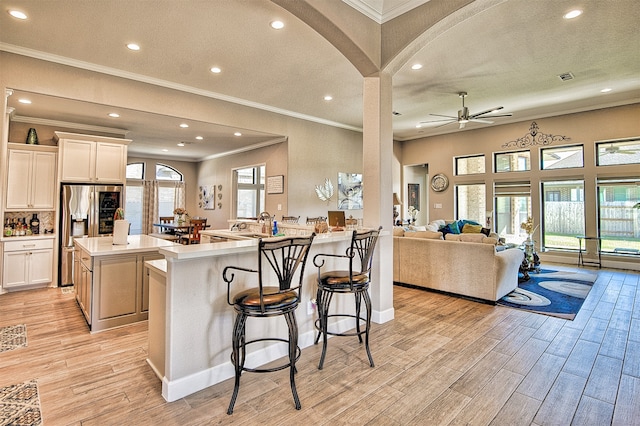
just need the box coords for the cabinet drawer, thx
[4,239,54,252]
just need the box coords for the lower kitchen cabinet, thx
[2,238,54,290]
[74,245,163,332]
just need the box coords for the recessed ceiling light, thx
[108,113,120,118]
[179,123,189,128]
[563,9,582,19]
[270,20,284,30]
[324,95,333,101]
[162,149,169,152]
[177,142,185,147]
[126,43,141,51]
[411,64,423,70]
[234,132,242,137]
[195,136,203,140]
[9,10,27,20]
[600,88,612,93]
[210,67,221,74]
[18,99,31,104]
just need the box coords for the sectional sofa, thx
[392,228,523,303]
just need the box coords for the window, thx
[494,181,531,245]
[456,183,486,224]
[541,180,584,250]
[597,179,640,254]
[596,139,640,166]
[455,155,485,175]
[126,162,144,179]
[234,165,265,218]
[125,162,184,235]
[495,151,530,173]
[541,145,584,169]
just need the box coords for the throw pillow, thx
[425,223,439,232]
[459,233,485,243]
[448,221,461,234]
[481,227,491,236]
[429,219,446,228]
[444,234,461,241]
[408,230,443,239]
[462,223,483,233]
[482,237,498,245]
[408,225,427,231]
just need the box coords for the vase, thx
[176,214,185,225]
[26,128,39,145]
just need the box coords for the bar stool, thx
[312,226,382,370]
[223,234,315,414]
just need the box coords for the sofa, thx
[392,227,523,303]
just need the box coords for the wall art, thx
[338,172,363,210]
[199,185,215,210]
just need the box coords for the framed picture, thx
[199,185,215,210]
[267,175,284,194]
[338,172,363,210]
[408,183,420,211]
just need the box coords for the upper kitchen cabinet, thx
[5,143,57,211]
[55,132,131,184]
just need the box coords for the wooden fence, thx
[545,202,640,238]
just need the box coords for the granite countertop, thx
[74,234,178,256]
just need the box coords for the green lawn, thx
[544,234,640,253]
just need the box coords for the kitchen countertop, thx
[74,234,178,256]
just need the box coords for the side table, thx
[576,236,602,268]
[519,239,540,281]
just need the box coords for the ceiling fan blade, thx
[470,118,494,124]
[479,113,513,118]
[420,118,457,123]
[429,113,458,119]
[433,121,458,129]
[469,106,503,118]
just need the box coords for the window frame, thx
[540,144,584,170]
[494,150,531,173]
[455,154,486,176]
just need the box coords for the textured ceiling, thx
[1,0,639,160]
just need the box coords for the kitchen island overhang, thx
[151,230,393,402]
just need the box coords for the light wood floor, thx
[1,263,638,425]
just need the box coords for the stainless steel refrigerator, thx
[59,184,123,286]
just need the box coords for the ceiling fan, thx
[421,92,512,129]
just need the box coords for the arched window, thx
[125,162,184,235]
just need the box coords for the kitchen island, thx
[148,230,392,402]
[73,234,178,332]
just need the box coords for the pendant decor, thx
[502,122,570,149]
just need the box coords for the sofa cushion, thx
[482,237,499,245]
[407,230,443,239]
[408,225,427,231]
[462,223,483,233]
[393,226,405,237]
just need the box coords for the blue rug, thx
[498,268,598,320]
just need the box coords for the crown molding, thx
[342,0,431,23]
[11,114,129,137]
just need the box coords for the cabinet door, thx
[97,257,137,319]
[29,249,53,285]
[5,150,32,209]
[2,251,28,288]
[95,143,126,183]
[30,152,57,209]
[60,139,95,182]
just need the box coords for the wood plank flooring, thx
[0,263,638,425]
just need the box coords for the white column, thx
[363,72,394,323]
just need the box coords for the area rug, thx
[0,380,42,426]
[498,269,598,320]
[0,325,27,354]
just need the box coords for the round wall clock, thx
[431,173,449,192]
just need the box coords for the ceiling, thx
[1,0,639,161]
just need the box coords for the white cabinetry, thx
[2,238,54,289]
[4,144,57,210]
[55,132,130,184]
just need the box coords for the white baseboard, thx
[539,253,640,272]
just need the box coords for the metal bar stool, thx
[312,226,382,370]
[223,234,315,414]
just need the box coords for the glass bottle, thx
[30,213,40,234]
[272,220,278,236]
